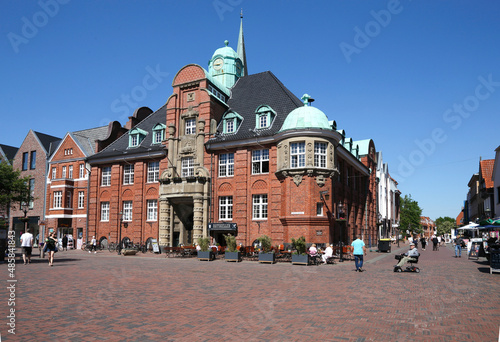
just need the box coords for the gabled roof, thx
[71,126,110,156]
[87,104,167,162]
[0,144,18,163]
[210,71,302,143]
[480,159,494,188]
[33,131,61,156]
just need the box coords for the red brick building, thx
[10,130,61,245]
[44,124,123,245]
[420,216,436,238]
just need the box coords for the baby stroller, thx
[393,254,420,273]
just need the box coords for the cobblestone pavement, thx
[1,243,499,342]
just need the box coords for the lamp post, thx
[118,211,123,255]
[20,201,29,235]
[337,201,345,262]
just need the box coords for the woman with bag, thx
[45,232,58,266]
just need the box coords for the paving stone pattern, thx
[1,243,499,342]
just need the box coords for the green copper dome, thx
[211,40,239,59]
[280,94,332,132]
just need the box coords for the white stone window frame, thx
[314,142,327,168]
[185,118,196,135]
[181,157,194,177]
[290,142,306,168]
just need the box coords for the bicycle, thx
[108,242,118,253]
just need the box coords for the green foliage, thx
[437,220,454,236]
[198,237,210,252]
[0,162,33,212]
[291,236,306,255]
[258,235,272,253]
[399,194,423,235]
[224,234,237,253]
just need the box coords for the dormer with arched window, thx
[221,111,243,134]
[255,105,276,130]
[152,123,166,144]
[128,127,148,148]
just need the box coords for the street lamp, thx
[337,201,345,262]
[20,201,30,235]
[118,211,123,255]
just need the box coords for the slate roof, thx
[33,131,61,156]
[87,104,167,162]
[210,71,303,143]
[71,126,110,156]
[0,144,18,163]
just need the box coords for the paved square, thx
[1,243,499,341]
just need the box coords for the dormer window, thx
[221,111,243,134]
[255,105,276,130]
[152,123,166,144]
[128,127,148,148]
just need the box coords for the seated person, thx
[322,244,333,263]
[395,243,419,268]
[308,243,318,256]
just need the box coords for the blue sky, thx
[1,0,499,221]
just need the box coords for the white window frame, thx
[252,149,269,174]
[219,196,233,220]
[147,200,157,221]
[123,164,134,185]
[314,142,327,168]
[147,161,160,183]
[62,166,67,178]
[219,153,234,177]
[102,167,111,186]
[68,165,73,179]
[181,157,194,177]
[79,164,85,178]
[252,194,268,220]
[78,191,85,209]
[52,167,57,179]
[317,202,324,216]
[130,134,139,147]
[153,130,163,144]
[185,118,196,135]
[123,201,133,221]
[226,119,234,133]
[101,202,109,222]
[53,191,62,209]
[291,142,305,168]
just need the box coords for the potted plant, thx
[197,237,214,261]
[291,236,309,265]
[224,234,241,262]
[258,235,275,264]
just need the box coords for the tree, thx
[435,216,455,236]
[399,194,422,236]
[0,162,32,217]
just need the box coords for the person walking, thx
[420,236,427,251]
[20,228,34,265]
[44,232,57,266]
[90,236,97,253]
[62,234,68,251]
[432,235,439,251]
[351,235,366,272]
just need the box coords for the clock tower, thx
[208,15,247,90]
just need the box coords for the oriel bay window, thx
[252,149,269,174]
[53,191,62,209]
[314,142,327,168]
[291,142,305,168]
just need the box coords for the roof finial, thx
[224,40,229,46]
[240,8,243,19]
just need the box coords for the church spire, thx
[237,9,248,77]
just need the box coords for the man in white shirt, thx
[20,229,34,265]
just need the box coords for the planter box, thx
[198,251,215,261]
[292,254,310,265]
[122,249,137,256]
[258,252,275,264]
[224,251,241,262]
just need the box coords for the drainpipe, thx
[85,162,91,244]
